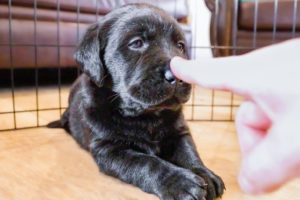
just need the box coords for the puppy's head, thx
[75,4,191,116]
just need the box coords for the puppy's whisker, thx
[90,126,96,137]
[108,93,121,103]
[110,95,120,103]
[99,74,109,85]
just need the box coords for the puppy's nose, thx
[164,69,176,84]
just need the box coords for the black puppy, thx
[48,4,225,200]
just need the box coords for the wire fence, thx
[0,0,299,131]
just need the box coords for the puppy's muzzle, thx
[163,64,183,85]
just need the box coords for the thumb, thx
[238,127,298,194]
[235,101,270,156]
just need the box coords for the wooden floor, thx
[0,87,299,199]
[0,123,300,200]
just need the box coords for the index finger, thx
[170,56,254,97]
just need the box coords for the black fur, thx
[49,4,225,200]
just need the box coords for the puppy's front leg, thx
[163,134,225,200]
[91,139,207,200]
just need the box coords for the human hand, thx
[170,39,300,194]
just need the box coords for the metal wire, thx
[7,0,17,129]
[190,0,197,121]
[76,0,81,76]
[0,107,68,115]
[252,0,259,48]
[272,0,279,43]
[229,0,239,121]
[292,0,299,38]
[34,0,39,126]
[0,44,257,51]
[211,0,220,121]
[56,0,62,116]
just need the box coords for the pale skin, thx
[170,38,300,194]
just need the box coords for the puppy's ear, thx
[74,23,105,86]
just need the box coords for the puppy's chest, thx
[120,119,169,138]
[131,124,168,155]
[113,119,172,154]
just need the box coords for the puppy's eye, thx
[177,41,185,52]
[128,38,144,49]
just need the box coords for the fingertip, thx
[239,169,281,195]
[170,56,185,74]
[170,56,194,83]
[237,135,288,195]
[238,174,257,194]
[238,162,268,195]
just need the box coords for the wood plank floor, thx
[0,86,299,199]
[0,122,299,200]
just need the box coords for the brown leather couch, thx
[204,0,300,57]
[0,0,191,69]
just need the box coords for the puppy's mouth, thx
[147,97,182,111]
[118,81,191,116]
[130,84,191,111]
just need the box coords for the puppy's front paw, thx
[194,168,225,200]
[159,169,207,200]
